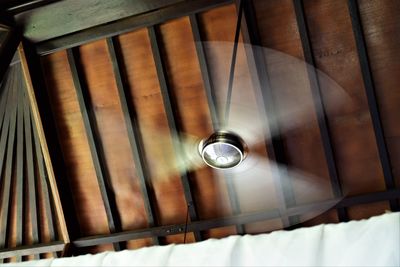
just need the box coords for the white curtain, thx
[5,212,399,267]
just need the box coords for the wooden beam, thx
[15,66,25,260]
[5,0,61,14]
[35,0,233,55]
[292,0,349,221]
[15,0,183,42]
[67,48,124,251]
[71,188,400,248]
[238,0,294,227]
[0,27,20,84]
[18,43,70,245]
[31,109,56,245]
[148,25,202,241]
[24,90,40,260]
[348,0,399,211]
[0,68,18,249]
[106,37,160,245]
[0,241,64,259]
[189,14,245,235]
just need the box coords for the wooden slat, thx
[0,68,18,248]
[18,44,69,244]
[0,241,64,259]
[189,14,245,235]
[106,37,159,245]
[24,90,40,258]
[15,0,183,42]
[348,0,399,211]
[35,0,233,55]
[71,188,400,248]
[292,0,348,221]
[6,0,61,14]
[66,47,124,251]
[148,25,202,241]
[15,66,24,257]
[31,109,56,244]
[189,14,220,128]
[239,0,294,227]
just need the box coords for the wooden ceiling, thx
[0,0,399,262]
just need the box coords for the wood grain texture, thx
[357,0,400,189]
[158,16,236,238]
[253,0,333,206]
[78,39,149,233]
[19,44,68,244]
[15,0,183,42]
[303,0,385,197]
[40,51,109,238]
[117,27,196,244]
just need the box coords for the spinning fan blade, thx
[143,41,351,187]
[214,154,344,226]
[141,127,205,181]
[202,41,351,146]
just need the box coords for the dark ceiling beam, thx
[292,0,349,222]
[189,14,220,129]
[106,36,160,245]
[15,68,24,263]
[189,13,245,235]
[0,69,18,255]
[35,0,233,56]
[31,109,57,247]
[72,188,400,248]
[21,40,79,246]
[0,241,64,260]
[67,48,125,251]
[238,0,294,227]
[348,0,399,211]
[24,91,40,261]
[14,0,183,43]
[4,0,60,14]
[148,25,202,242]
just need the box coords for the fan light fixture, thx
[199,131,247,169]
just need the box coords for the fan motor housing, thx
[200,131,246,169]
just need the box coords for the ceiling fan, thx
[144,0,350,228]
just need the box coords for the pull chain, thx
[224,0,244,125]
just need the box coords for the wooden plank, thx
[348,0,399,211]
[18,43,69,244]
[238,0,294,227]
[5,0,60,14]
[148,25,202,241]
[15,66,24,251]
[15,0,183,42]
[189,14,220,128]
[66,48,124,251]
[0,241,64,259]
[31,108,56,244]
[292,0,348,221]
[35,0,233,55]
[0,67,18,248]
[0,71,12,255]
[190,9,244,235]
[24,90,40,256]
[71,188,400,248]
[106,37,159,245]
